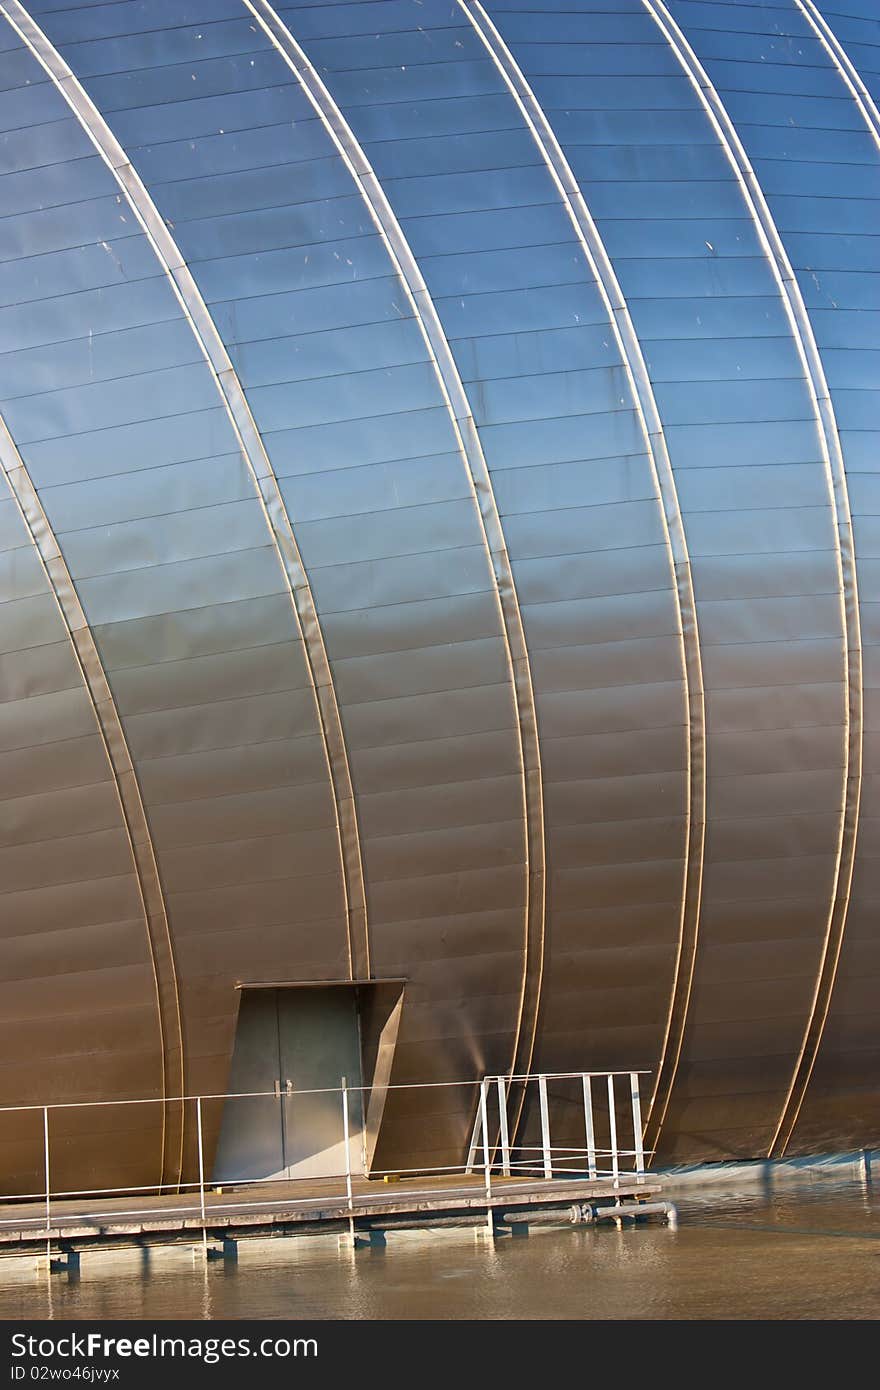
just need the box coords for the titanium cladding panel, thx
[0,0,877,1187]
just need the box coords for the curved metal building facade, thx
[0,0,878,1188]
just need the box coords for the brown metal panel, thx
[0,0,875,1190]
[0,458,167,1195]
[231,5,541,1150]
[480,0,853,1164]
[763,0,880,1155]
[0,12,359,1200]
[646,0,869,1159]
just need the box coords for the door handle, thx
[285,1079,293,1096]
[273,1079,281,1098]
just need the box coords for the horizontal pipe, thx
[499,1207,584,1227]
[585,1201,678,1228]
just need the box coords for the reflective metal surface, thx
[0,0,877,1186]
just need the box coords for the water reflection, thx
[1,1174,878,1320]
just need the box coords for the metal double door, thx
[213,987,365,1184]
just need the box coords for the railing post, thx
[341,1073,351,1206]
[342,1076,354,1240]
[496,1076,511,1177]
[630,1072,645,1181]
[359,1082,368,1177]
[582,1075,597,1180]
[42,1105,51,1265]
[479,1077,492,1231]
[538,1075,552,1179]
[607,1074,619,1188]
[196,1095,208,1260]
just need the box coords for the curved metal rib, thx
[643,0,864,1159]
[0,413,185,1189]
[454,0,706,1153]
[243,0,547,1082]
[1,0,371,985]
[786,0,880,1147]
[795,1,880,152]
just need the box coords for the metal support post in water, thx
[582,1075,597,1179]
[196,1096,208,1260]
[479,1078,492,1232]
[538,1075,552,1179]
[43,1105,50,1267]
[496,1076,511,1177]
[630,1073,645,1182]
[607,1075,619,1188]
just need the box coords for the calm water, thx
[0,1173,878,1320]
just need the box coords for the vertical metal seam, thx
[0,412,184,1190]
[455,0,706,1154]
[243,0,547,1083]
[643,0,864,1159]
[0,1,371,985]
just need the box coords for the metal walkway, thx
[0,1070,667,1263]
[0,1171,663,1262]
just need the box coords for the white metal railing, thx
[0,1070,650,1258]
[466,1071,648,1184]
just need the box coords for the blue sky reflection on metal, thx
[0,0,876,1191]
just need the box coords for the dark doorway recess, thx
[212,980,404,1183]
